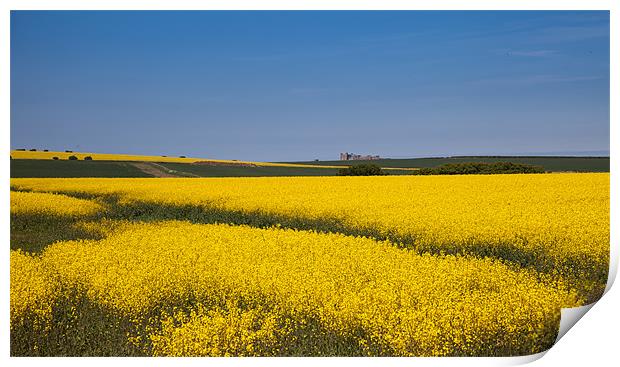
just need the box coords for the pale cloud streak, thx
[472,74,603,86]
[508,49,558,57]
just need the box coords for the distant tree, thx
[43,149,49,152]
[179,155,186,158]
[68,155,78,160]
[52,156,59,160]
[338,164,388,176]
[65,150,73,153]
[29,148,37,151]
[84,156,93,160]
[16,148,26,151]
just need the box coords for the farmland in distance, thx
[10,153,608,178]
[286,156,610,172]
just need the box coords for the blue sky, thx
[11,11,610,161]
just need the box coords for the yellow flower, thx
[9,173,608,356]
[10,190,104,217]
[34,221,580,356]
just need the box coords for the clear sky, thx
[11,11,610,161]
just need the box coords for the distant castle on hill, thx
[339,152,381,161]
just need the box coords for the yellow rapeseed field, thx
[10,250,59,329]
[12,221,580,356]
[11,174,609,287]
[10,191,104,218]
[9,150,344,169]
[9,173,609,356]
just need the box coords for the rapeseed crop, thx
[9,150,343,169]
[11,174,609,295]
[12,221,580,356]
[10,190,104,218]
[10,250,59,329]
[9,173,609,356]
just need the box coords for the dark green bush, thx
[179,155,186,158]
[338,164,388,176]
[52,157,59,160]
[84,156,93,161]
[30,149,37,151]
[68,155,78,161]
[414,162,545,175]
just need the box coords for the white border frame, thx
[2,1,616,366]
